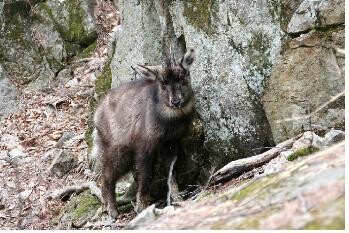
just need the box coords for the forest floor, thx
[0,0,136,229]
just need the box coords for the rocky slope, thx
[128,141,345,230]
[0,0,345,230]
[0,0,121,229]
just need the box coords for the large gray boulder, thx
[262,29,345,143]
[110,0,285,169]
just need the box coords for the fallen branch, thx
[48,181,102,201]
[209,135,302,185]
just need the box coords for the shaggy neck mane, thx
[152,85,193,121]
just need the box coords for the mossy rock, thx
[85,58,112,157]
[34,0,97,58]
[58,190,135,229]
[0,0,55,85]
[58,191,102,229]
[38,0,97,46]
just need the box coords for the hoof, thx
[108,207,119,219]
[135,201,148,214]
[104,203,119,219]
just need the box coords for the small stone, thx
[287,0,317,34]
[56,68,73,82]
[5,148,29,165]
[0,188,9,202]
[287,0,344,34]
[49,150,76,178]
[55,131,75,148]
[324,130,345,146]
[42,148,63,162]
[0,134,20,149]
[292,131,325,150]
[155,206,175,215]
[18,189,32,200]
[8,148,25,158]
[0,151,7,160]
[6,182,16,189]
[280,150,294,159]
[65,79,79,88]
[125,204,157,230]
[0,66,20,120]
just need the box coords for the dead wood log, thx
[209,135,301,185]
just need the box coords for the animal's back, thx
[94,79,157,147]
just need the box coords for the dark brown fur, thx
[92,49,196,218]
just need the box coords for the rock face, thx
[0,65,19,120]
[287,0,345,34]
[0,0,97,89]
[262,0,345,144]
[262,29,345,143]
[131,142,345,230]
[0,0,54,87]
[110,0,285,168]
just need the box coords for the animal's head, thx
[134,49,195,118]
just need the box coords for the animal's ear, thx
[133,64,160,80]
[180,48,195,70]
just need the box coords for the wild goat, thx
[92,49,196,218]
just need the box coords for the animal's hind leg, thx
[89,128,103,175]
[101,146,132,219]
[101,152,119,219]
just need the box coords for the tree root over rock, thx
[47,181,102,201]
[210,135,302,185]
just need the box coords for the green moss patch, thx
[184,0,218,35]
[287,146,320,161]
[35,0,97,56]
[73,192,101,220]
[77,41,97,59]
[236,218,260,229]
[85,59,112,155]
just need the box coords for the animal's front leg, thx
[134,153,155,213]
[167,143,183,204]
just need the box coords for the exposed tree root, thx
[48,181,102,201]
[210,135,302,185]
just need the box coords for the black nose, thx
[171,99,181,108]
